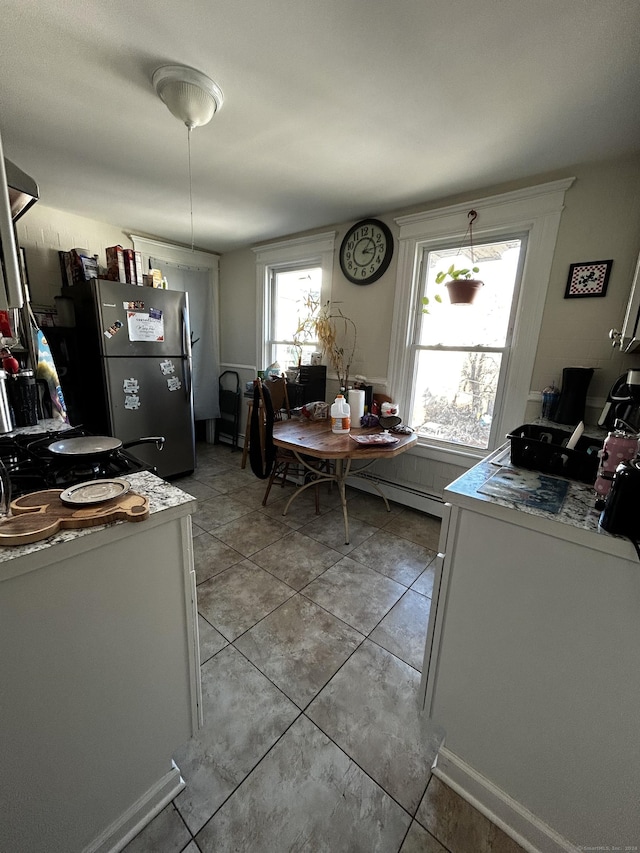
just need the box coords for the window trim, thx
[389,178,575,461]
[412,232,527,452]
[253,232,336,372]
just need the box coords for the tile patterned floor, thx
[123,441,526,853]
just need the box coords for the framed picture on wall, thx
[564,259,613,299]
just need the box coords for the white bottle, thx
[331,394,351,434]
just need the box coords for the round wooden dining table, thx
[272,418,417,543]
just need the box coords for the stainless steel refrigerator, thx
[70,279,195,478]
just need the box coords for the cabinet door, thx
[618,252,640,351]
[419,503,454,715]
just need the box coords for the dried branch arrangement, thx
[295,295,357,391]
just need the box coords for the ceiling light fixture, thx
[152,65,224,129]
[152,65,224,249]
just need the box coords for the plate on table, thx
[60,478,131,506]
[351,433,400,447]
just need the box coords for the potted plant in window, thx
[435,263,484,305]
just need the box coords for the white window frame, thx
[389,178,575,464]
[253,232,336,371]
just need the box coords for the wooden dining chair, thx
[257,376,322,513]
[241,375,290,469]
[262,375,291,420]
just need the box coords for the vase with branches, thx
[294,295,357,391]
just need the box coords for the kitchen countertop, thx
[0,471,197,564]
[445,442,602,533]
[444,439,640,561]
[2,417,71,436]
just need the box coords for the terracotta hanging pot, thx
[445,278,484,305]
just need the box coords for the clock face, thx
[339,219,393,285]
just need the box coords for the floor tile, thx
[302,555,405,635]
[197,560,295,641]
[300,507,378,553]
[411,562,436,598]
[230,480,273,509]
[173,646,299,835]
[369,589,431,672]
[306,640,444,814]
[121,803,191,853]
[198,614,227,663]
[416,775,527,853]
[201,468,255,494]
[350,528,436,587]
[193,531,243,585]
[344,490,404,528]
[195,715,411,853]
[176,477,221,501]
[260,489,331,529]
[194,458,236,478]
[385,509,441,550]
[235,594,364,708]
[399,821,448,853]
[250,530,342,590]
[191,494,252,531]
[212,511,290,557]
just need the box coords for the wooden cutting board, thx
[0,489,150,546]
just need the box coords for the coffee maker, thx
[598,369,640,431]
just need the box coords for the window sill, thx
[408,438,487,466]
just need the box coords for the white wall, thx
[18,153,640,506]
[219,152,640,505]
[529,153,640,407]
[16,204,133,308]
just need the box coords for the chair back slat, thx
[263,375,290,419]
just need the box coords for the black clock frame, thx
[339,218,394,285]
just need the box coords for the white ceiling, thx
[1,0,639,253]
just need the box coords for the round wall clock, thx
[339,218,394,285]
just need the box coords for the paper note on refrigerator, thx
[127,310,165,342]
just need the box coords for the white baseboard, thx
[433,748,580,853]
[84,761,185,853]
[348,472,446,518]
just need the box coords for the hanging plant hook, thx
[467,209,478,264]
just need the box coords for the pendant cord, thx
[187,126,194,251]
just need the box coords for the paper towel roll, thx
[349,389,365,425]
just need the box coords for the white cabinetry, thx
[0,482,200,853]
[611,250,640,351]
[421,473,640,852]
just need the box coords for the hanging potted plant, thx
[435,263,484,305]
[434,209,484,306]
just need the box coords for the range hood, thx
[5,157,39,221]
[0,129,39,310]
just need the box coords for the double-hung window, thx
[254,233,335,372]
[268,264,322,368]
[411,236,525,450]
[389,179,574,460]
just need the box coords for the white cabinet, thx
[421,484,640,852]
[610,250,640,351]
[0,485,201,853]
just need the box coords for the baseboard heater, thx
[348,470,445,519]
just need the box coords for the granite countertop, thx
[3,417,72,437]
[445,442,603,535]
[0,471,197,563]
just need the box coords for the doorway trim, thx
[131,235,221,442]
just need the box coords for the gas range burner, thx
[0,427,153,499]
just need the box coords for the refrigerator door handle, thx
[181,305,192,400]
